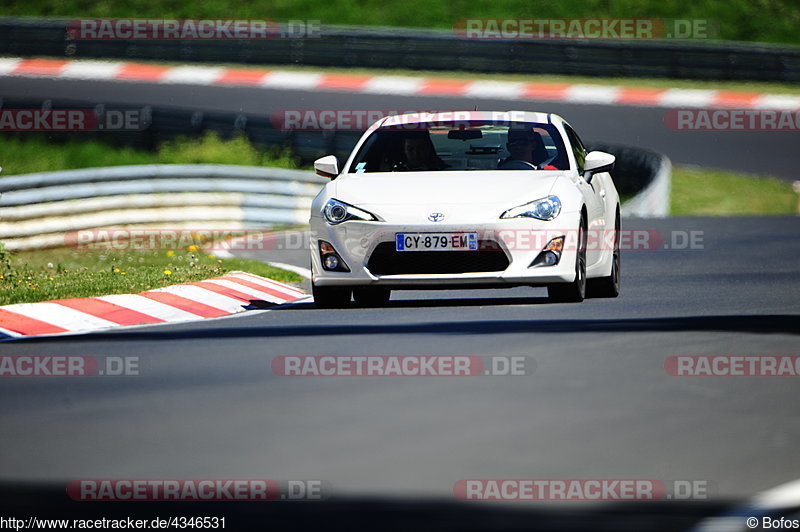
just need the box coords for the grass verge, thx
[5,0,800,45]
[671,166,797,215]
[0,245,303,306]
[0,132,303,176]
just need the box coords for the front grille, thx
[366,241,510,275]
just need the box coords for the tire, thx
[312,283,351,309]
[587,209,621,298]
[547,214,587,303]
[353,287,391,307]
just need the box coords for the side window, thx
[564,125,586,173]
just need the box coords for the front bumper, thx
[310,216,581,288]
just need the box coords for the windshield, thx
[348,121,570,172]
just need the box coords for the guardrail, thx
[1,17,798,81]
[590,144,671,218]
[0,164,326,250]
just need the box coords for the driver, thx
[498,127,559,170]
[499,128,540,168]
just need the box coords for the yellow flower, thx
[166,250,175,257]
[163,269,172,275]
[113,268,120,273]
[49,277,54,281]
[207,254,215,259]
[120,272,127,275]
[187,244,199,252]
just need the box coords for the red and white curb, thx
[2,57,800,110]
[0,271,308,339]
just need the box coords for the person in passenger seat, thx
[400,131,449,171]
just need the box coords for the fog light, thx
[541,251,559,266]
[530,236,564,267]
[318,240,350,272]
[323,254,339,270]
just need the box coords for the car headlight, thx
[500,195,561,221]
[323,199,378,225]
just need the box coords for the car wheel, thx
[312,283,351,308]
[548,214,587,303]
[353,287,391,307]
[587,209,621,298]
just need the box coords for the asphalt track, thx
[1,217,798,501]
[0,76,798,180]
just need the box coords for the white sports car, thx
[309,111,620,307]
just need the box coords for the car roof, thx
[376,111,561,129]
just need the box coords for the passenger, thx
[400,132,448,171]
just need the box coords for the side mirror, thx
[583,151,615,181]
[314,155,340,179]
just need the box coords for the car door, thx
[564,124,605,267]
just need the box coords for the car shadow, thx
[284,294,553,310]
[12,314,799,344]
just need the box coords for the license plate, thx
[395,232,478,252]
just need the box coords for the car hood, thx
[332,171,565,210]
